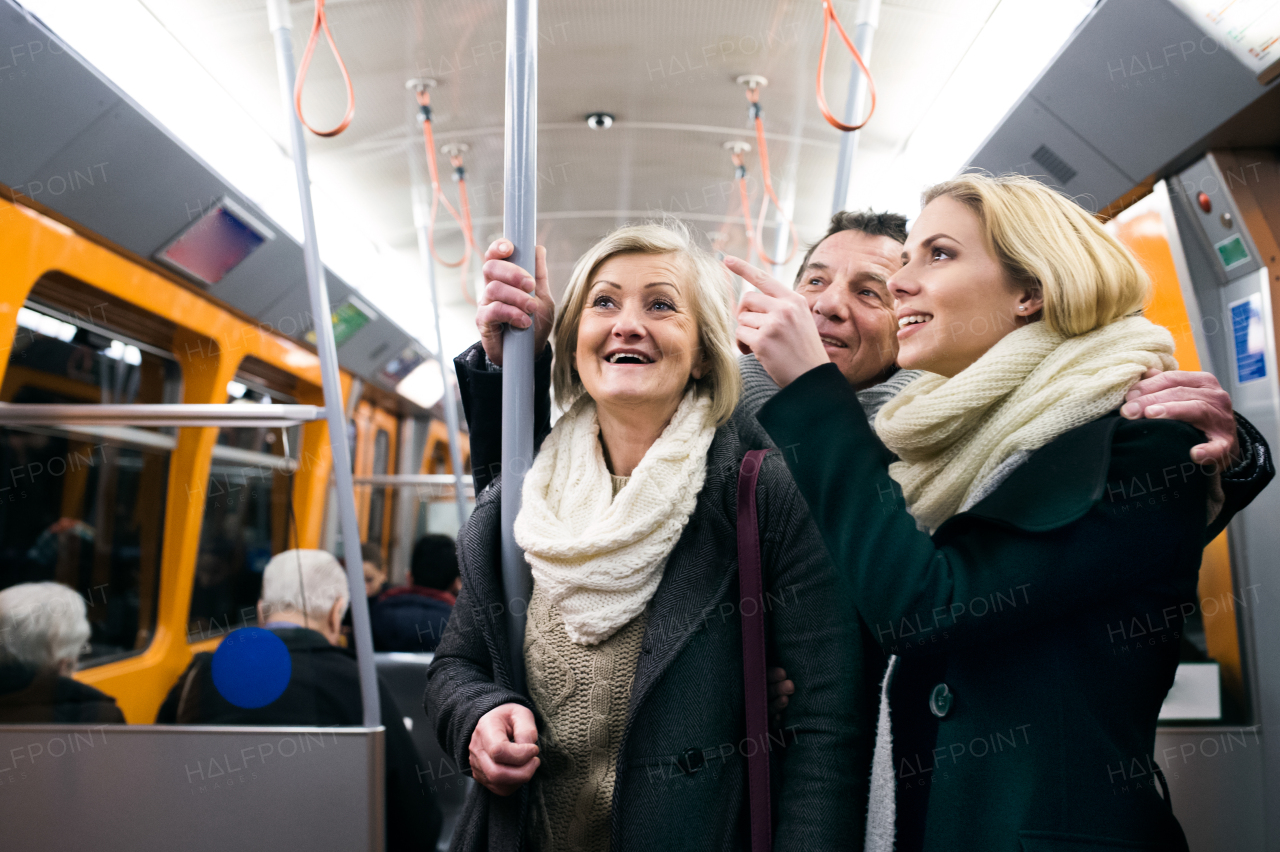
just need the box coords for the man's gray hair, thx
[0,582,92,671]
[260,549,350,622]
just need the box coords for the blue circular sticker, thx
[211,627,292,709]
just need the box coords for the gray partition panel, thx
[1156,727,1266,852]
[966,97,1133,214]
[0,4,118,186]
[1029,0,1269,184]
[0,725,384,852]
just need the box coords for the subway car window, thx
[187,386,298,643]
[0,306,175,667]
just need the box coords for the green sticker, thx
[306,298,373,347]
[1215,235,1250,271]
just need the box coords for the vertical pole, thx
[830,0,881,216]
[412,190,469,531]
[266,0,380,728]
[500,0,537,694]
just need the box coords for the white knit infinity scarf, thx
[513,389,716,645]
[874,316,1177,533]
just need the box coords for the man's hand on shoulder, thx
[1121,369,1239,468]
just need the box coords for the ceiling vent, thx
[1030,144,1078,187]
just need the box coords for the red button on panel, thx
[1197,192,1213,214]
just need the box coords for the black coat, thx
[156,626,442,852]
[0,662,125,724]
[371,588,455,652]
[425,415,875,852]
[757,363,1274,852]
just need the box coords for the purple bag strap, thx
[736,448,772,852]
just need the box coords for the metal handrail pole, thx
[500,0,538,694]
[266,0,380,729]
[0,403,324,427]
[354,474,475,487]
[412,198,470,530]
[830,0,881,215]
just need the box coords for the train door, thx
[416,418,472,540]
[1111,154,1280,851]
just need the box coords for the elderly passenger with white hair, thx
[0,581,124,723]
[156,549,441,852]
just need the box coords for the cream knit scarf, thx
[513,389,717,645]
[874,316,1177,533]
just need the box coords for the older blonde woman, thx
[741,173,1273,852]
[427,222,870,852]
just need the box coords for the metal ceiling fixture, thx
[586,112,614,130]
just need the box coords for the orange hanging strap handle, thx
[294,0,356,138]
[816,0,877,132]
[728,146,755,245]
[745,86,800,267]
[445,146,478,305]
[415,87,477,304]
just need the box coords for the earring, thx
[1017,306,1026,312]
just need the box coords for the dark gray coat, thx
[425,414,875,852]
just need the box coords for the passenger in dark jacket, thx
[156,549,441,852]
[742,174,1275,852]
[427,223,871,852]
[0,581,124,724]
[0,663,125,723]
[372,534,461,652]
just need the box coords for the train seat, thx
[375,651,471,852]
[0,723,384,850]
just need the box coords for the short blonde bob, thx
[923,173,1151,337]
[551,221,741,426]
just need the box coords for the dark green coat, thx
[758,364,1273,852]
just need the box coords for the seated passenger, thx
[156,549,441,852]
[0,581,125,724]
[342,542,389,640]
[362,542,389,600]
[371,534,460,653]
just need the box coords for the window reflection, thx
[188,416,297,643]
[0,307,174,667]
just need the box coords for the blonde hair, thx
[0,582,91,670]
[551,221,741,426]
[923,173,1150,337]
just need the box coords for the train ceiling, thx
[19,0,1097,357]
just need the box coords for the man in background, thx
[155,549,441,852]
[371,534,460,653]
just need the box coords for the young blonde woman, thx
[739,174,1273,852]
[426,222,871,852]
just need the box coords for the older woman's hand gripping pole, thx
[476,239,554,367]
[728,255,830,388]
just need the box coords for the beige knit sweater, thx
[523,475,647,852]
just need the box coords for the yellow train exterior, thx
[0,195,466,723]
